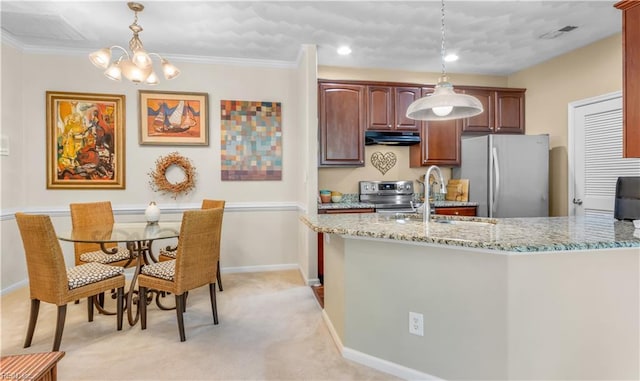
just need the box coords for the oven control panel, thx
[359,180,414,195]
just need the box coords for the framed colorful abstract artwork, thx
[46,91,125,189]
[139,90,209,146]
[221,100,282,181]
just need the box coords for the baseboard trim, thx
[0,279,28,296]
[221,263,299,274]
[342,347,443,381]
[321,309,442,381]
[321,309,344,353]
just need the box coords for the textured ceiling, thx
[0,1,622,76]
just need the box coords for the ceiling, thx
[0,1,622,76]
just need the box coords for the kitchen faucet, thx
[422,165,446,224]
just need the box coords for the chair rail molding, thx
[0,201,302,221]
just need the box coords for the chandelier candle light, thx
[89,2,180,85]
[406,0,483,121]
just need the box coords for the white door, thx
[569,92,640,216]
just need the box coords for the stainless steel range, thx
[359,180,415,212]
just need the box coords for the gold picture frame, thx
[46,91,126,189]
[139,90,209,146]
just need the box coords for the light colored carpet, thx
[1,270,399,380]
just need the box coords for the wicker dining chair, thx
[139,208,223,342]
[159,199,225,291]
[69,201,134,267]
[15,213,125,351]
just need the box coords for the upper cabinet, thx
[461,88,526,134]
[366,85,421,131]
[318,80,526,168]
[410,119,462,167]
[410,87,462,167]
[615,1,640,158]
[318,81,365,167]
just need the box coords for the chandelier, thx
[406,0,483,121]
[88,2,180,85]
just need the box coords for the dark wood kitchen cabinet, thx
[366,85,421,131]
[615,1,640,158]
[410,87,462,166]
[434,206,477,216]
[410,120,462,166]
[319,80,526,168]
[461,88,526,134]
[318,81,365,166]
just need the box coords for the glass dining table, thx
[57,221,181,326]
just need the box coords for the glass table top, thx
[57,221,182,243]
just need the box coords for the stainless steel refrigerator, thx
[452,134,549,218]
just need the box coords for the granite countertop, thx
[301,213,640,252]
[318,201,376,210]
[317,194,478,211]
[431,201,479,208]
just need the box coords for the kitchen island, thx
[301,213,640,380]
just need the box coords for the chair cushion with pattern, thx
[141,260,175,281]
[67,262,125,290]
[79,246,132,264]
[159,248,177,259]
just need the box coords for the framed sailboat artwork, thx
[138,90,209,146]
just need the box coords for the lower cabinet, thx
[434,206,477,216]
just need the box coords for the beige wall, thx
[508,33,622,216]
[318,35,623,216]
[296,45,320,282]
[0,44,307,290]
[319,145,433,196]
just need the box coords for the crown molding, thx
[0,37,298,69]
[1,33,24,50]
[166,53,296,69]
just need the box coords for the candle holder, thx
[145,201,160,224]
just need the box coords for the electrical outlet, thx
[409,312,424,336]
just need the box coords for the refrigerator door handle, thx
[492,147,500,216]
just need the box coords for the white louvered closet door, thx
[572,93,640,216]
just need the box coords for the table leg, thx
[126,240,145,326]
[126,240,177,326]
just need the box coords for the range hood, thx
[365,131,421,146]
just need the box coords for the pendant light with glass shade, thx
[406,0,483,121]
[89,2,180,85]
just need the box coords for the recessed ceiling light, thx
[444,54,458,62]
[337,46,352,56]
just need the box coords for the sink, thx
[378,212,422,221]
[433,218,496,226]
[379,213,496,226]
